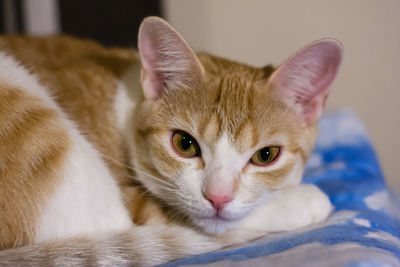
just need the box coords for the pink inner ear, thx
[140,67,163,100]
[138,19,167,100]
[139,32,164,99]
[269,40,343,124]
[138,17,204,100]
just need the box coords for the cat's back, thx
[0,34,137,78]
[0,35,137,132]
[0,35,137,249]
[0,35,140,182]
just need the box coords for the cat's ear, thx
[267,39,343,125]
[138,17,204,100]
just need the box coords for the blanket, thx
[161,110,400,267]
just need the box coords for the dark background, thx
[0,0,162,47]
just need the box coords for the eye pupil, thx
[260,147,270,161]
[181,135,193,150]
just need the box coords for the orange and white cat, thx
[0,17,342,266]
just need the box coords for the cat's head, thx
[131,17,342,234]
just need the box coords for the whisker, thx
[95,148,195,223]
[137,171,176,189]
[99,152,176,189]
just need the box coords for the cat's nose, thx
[205,193,233,212]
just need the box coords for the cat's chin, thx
[194,216,238,235]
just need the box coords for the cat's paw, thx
[229,184,333,238]
[276,184,333,231]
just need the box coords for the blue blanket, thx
[162,110,400,267]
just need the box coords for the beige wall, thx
[163,0,400,188]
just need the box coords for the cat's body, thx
[0,17,341,266]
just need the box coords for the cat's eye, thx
[171,130,201,158]
[250,146,280,166]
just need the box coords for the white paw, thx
[277,184,333,231]
[228,185,333,238]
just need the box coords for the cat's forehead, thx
[201,79,298,150]
[161,70,301,152]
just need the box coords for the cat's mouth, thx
[193,211,244,235]
[196,206,239,222]
[202,213,231,222]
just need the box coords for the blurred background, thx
[1,0,399,189]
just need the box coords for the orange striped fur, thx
[0,86,70,249]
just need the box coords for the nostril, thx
[205,193,233,211]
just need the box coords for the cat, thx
[0,16,342,266]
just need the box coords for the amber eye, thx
[250,146,280,166]
[171,130,201,158]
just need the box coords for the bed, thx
[161,110,400,267]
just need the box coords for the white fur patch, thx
[114,82,133,132]
[35,130,133,242]
[203,134,247,192]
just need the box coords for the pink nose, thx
[205,193,233,211]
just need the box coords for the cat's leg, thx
[223,184,332,242]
